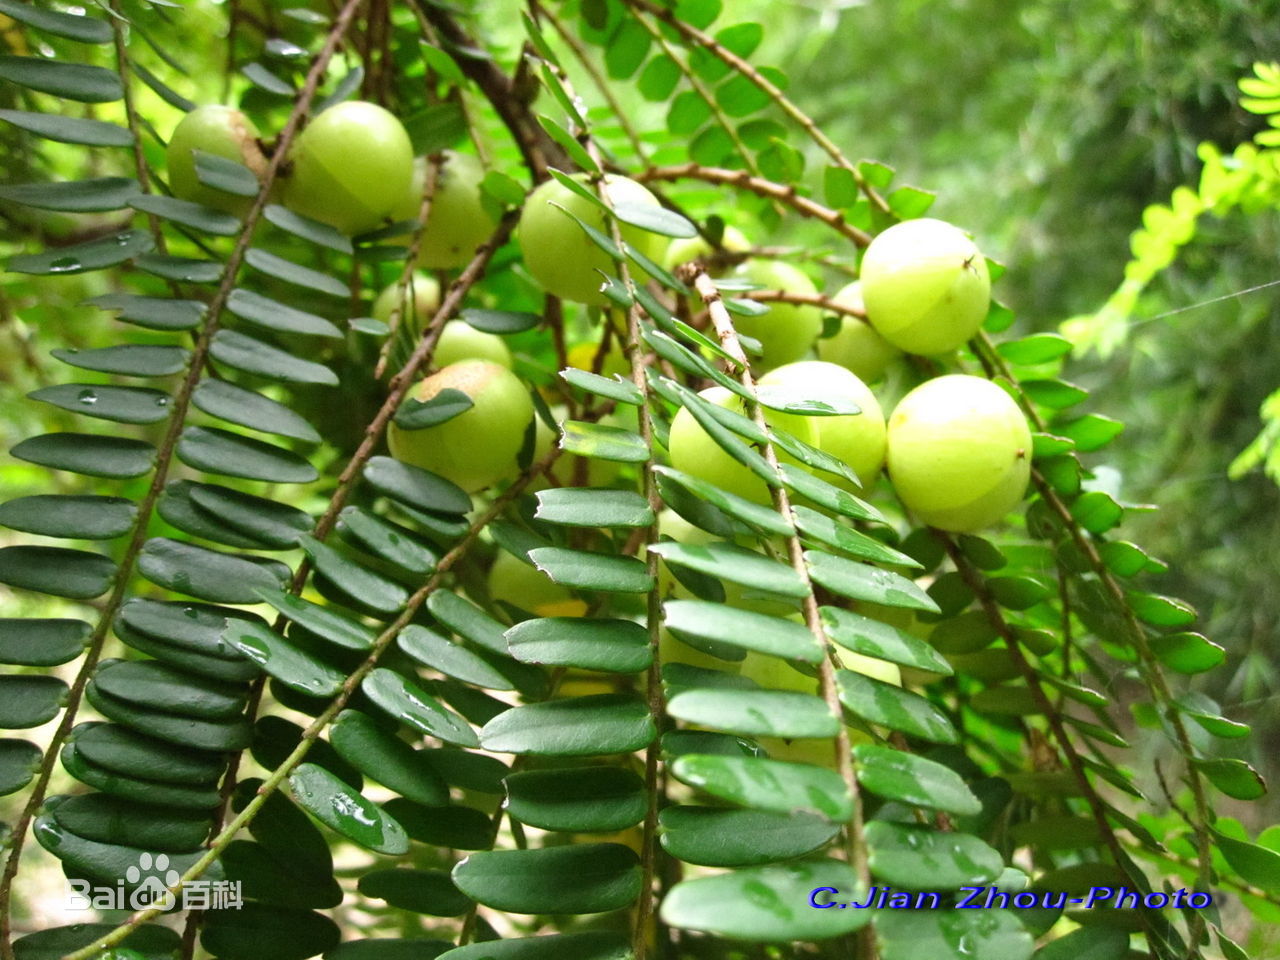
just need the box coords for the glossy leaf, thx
[805,551,940,612]
[481,694,654,756]
[452,844,641,914]
[671,754,853,821]
[854,745,982,816]
[361,668,479,748]
[0,546,116,599]
[210,330,340,385]
[668,687,837,739]
[505,617,652,673]
[11,433,154,478]
[663,600,823,662]
[0,55,122,101]
[329,710,449,807]
[837,669,958,743]
[289,762,409,855]
[224,621,344,697]
[528,546,653,593]
[651,540,807,597]
[820,606,952,674]
[51,344,189,377]
[0,618,89,667]
[504,766,646,833]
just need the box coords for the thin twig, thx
[638,163,870,247]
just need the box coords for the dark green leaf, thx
[224,621,344,697]
[338,507,436,574]
[1195,759,1266,801]
[289,762,408,854]
[263,204,353,253]
[192,379,321,444]
[51,343,189,377]
[45,793,211,852]
[383,799,491,849]
[0,546,116,599]
[505,617,652,673]
[358,868,470,916]
[245,248,350,298]
[669,688,837,739]
[255,588,374,651]
[93,658,245,719]
[821,606,952,675]
[201,903,340,960]
[529,546,654,593]
[452,844,641,914]
[663,600,824,663]
[779,464,883,523]
[659,805,838,866]
[8,229,153,275]
[660,860,870,942]
[1128,592,1197,627]
[805,551,940,612]
[300,535,408,613]
[560,368,643,406]
[0,0,110,41]
[135,253,222,284]
[434,933,629,960]
[12,922,180,960]
[138,536,289,603]
[69,721,223,784]
[504,766,646,833]
[481,694,654,756]
[365,455,472,516]
[1031,926,1130,960]
[1211,828,1280,893]
[426,591,507,654]
[243,61,294,95]
[226,289,343,338]
[0,108,131,145]
[86,293,205,330]
[0,177,137,212]
[876,909,1033,960]
[177,426,317,483]
[0,675,67,728]
[329,710,448,806]
[671,754,852,821]
[791,506,917,566]
[559,420,649,462]
[534,488,654,528]
[29,383,171,425]
[1150,632,1225,674]
[0,618,89,667]
[129,194,240,234]
[398,625,514,690]
[865,821,1003,888]
[86,680,251,752]
[393,388,474,430]
[652,540,808,598]
[0,55,122,101]
[193,149,258,195]
[854,744,982,815]
[210,330,340,385]
[0,494,135,540]
[362,668,479,747]
[458,308,540,334]
[654,465,795,536]
[837,669,957,743]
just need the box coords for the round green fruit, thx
[860,218,991,355]
[372,276,511,369]
[517,173,666,306]
[282,101,413,236]
[166,105,266,215]
[667,386,817,504]
[731,259,823,370]
[388,360,533,493]
[886,374,1031,532]
[663,224,750,274]
[391,152,497,269]
[487,549,585,618]
[816,281,902,383]
[759,360,886,489]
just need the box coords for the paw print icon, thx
[126,852,180,911]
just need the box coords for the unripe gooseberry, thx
[860,218,991,355]
[886,374,1031,532]
[166,105,267,215]
[663,224,750,275]
[371,275,511,369]
[667,386,816,504]
[391,152,497,269]
[730,259,823,371]
[816,281,902,383]
[487,549,585,618]
[517,173,666,306]
[388,360,532,493]
[758,360,886,489]
[282,101,414,236]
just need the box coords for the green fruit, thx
[667,386,817,504]
[730,259,823,370]
[517,173,666,306]
[663,224,750,274]
[372,275,511,369]
[758,360,886,489]
[487,550,584,617]
[388,360,532,492]
[166,105,266,215]
[282,101,413,235]
[391,152,497,269]
[860,218,991,355]
[816,281,902,383]
[886,374,1031,532]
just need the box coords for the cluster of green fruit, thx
[167,100,1030,536]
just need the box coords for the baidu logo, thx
[66,853,241,912]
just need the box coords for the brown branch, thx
[638,163,870,247]
[411,0,565,180]
[374,155,441,379]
